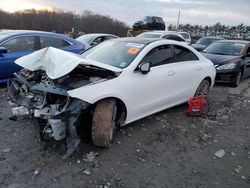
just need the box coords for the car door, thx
[0,36,36,80]
[170,45,205,101]
[130,44,176,119]
[130,44,204,121]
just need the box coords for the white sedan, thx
[8,38,215,157]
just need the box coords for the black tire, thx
[194,79,211,96]
[92,99,117,147]
[230,69,242,87]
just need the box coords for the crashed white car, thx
[7,38,216,157]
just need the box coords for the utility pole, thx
[176,10,181,32]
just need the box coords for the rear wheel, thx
[231,69,242,87]
[92,99,117,147]
[194,79,211,96]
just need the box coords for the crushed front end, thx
[7,69,90,158]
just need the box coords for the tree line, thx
[0,9,129,37]
[168,23,250,40]
[0,9,249,40]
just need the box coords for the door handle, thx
[196,66,202,70]
[168,71,176,76]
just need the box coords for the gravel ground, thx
[0,79,250,188]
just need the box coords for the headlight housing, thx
[216,62,236,70]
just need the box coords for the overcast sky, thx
[1,0,250,26]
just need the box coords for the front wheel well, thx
[93,97,127,126]
[204,76,212,85]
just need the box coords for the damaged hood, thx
[15,47,122,79]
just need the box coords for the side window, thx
[1,36,35,53]
[40,36,70,48]
[173,45,199,62]
[162,35,170,39]
[169,35,185,42]
[174,36,185,42]
[140,45,173,67]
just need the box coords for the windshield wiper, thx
[211,52,227,55]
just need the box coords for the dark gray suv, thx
[132,16,166,30]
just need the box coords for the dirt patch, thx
[1,79,250,188]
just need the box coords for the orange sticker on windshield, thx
[128,47,140,55]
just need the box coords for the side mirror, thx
[0,47,8,54]
[139,62,151,74]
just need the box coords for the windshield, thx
[196,38,218,45]
[80,40,145,68]
[76,35,95,44]
[137,34,161,38]
[203,42,246,56]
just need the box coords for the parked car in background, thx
[76,33,118,49]
[132,16,165,30]
[191,37,222,51]
[0,30,85,82]
[8,38,215,157]
[178,32,191,44]
[136,31,187,44]
[202,40,250,87]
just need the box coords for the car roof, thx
[82,33,118,37]
[145,16,162,18]
[0,30,78,43]
[201,36,222,39]
[215,40,250,44]
[142,31,178,35]
[139,31,184,38]
[0,30,63,35]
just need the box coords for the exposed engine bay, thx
[7,65,117,158]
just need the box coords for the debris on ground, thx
[8,116,17,121]
[82,169,92,176]
[83,152,98,163]
[234,165,242,173]
[33,169,40,176]
[215,149,226,158]
[1,81,250,187]
[2,148,11,153]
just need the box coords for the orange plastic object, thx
[187,96,207,116]
[127,47,140,55]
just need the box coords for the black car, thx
[202,40,250,87]
[192,37,222,51]
[132,16,165,30]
